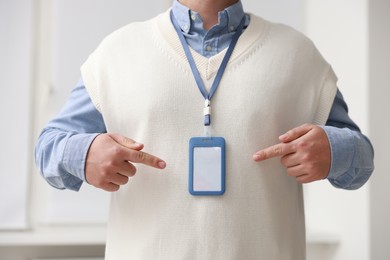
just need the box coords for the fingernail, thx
[279,133,288,141]
[132,142,143,147]
[253,154,261,161]
[158,161,166,169]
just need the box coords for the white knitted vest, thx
[82,10,337,260]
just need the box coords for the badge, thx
[189,137,226,195]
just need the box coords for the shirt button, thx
[229,25,235,32]
[183,24,189,31]
[191,14,197,21]
[205,45,212,52]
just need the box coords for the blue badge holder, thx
[189,137,226,196]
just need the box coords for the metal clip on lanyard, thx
[170,11,246,136]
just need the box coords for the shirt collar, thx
[172,0,245,33]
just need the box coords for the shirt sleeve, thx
[35,78,107,191]
[322,89,374,190]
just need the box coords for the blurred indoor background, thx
[0,0,389,259]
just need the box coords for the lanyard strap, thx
[170,10,246,126]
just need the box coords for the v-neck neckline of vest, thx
[155,10,269,81]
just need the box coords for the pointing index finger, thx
[253,142,293,162]
[128,149,166,169]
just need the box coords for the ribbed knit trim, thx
[154,10,269,81]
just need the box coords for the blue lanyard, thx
[170,11,246,126]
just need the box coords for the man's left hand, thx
[253,124,331,183]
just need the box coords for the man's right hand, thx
[85,133,166,192]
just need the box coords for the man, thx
[35,0,374,259]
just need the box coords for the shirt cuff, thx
[62,133,100,182]
[321,126,355,186]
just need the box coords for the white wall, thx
[242,0,304,31]
[0,0,33,230]
[369,1,390,259]
[49,0,169,114]
[304,1,370,260]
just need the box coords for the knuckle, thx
[102,161,115,173]
[291,142,299,151]
[128,163,137,176]
[122,177,129,185]
[96,178,106,188]
[287,170,295,177]
[104,182,120,192]
[136,151,146,161]
[296,140,307,149]
[119,136,134,147]
[151,157,160,167]
[272,145,283,155]
[280,157,286,165]
[125,137,135,145]
[112,146,123,157]
[287,129,296,137]
[100,171,111,182]
[301,153,311,162]
[111,185,120,192]
[280,156,288,167]
[312,124,320,131]
[258,150,266,159]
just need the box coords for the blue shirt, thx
[35,0,374,191]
